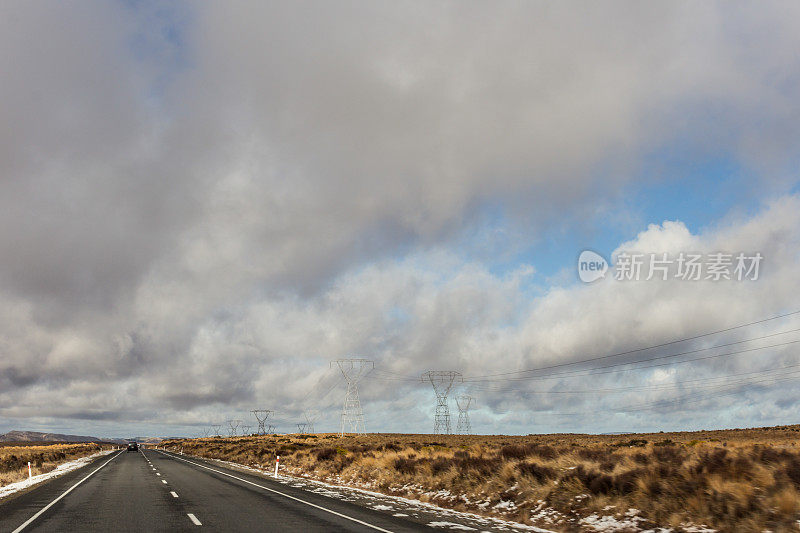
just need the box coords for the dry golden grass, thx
[163,425,800,532]
[0,442,106,486]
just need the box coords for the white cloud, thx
[0,2,799,436]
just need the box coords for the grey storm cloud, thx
[1,1,799,436]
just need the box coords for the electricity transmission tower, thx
[297,422,308,434]
[241,425,252,436]
[332,359,373,437]
[227,419,242,437]
[252,410,274,435]
[456,395,474,435]
[267,424,276,434]
[304,409,320,434]
[211,423,222,437]
[421,371,462,434]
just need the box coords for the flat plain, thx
[163,425,800,532]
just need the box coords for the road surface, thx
[0,448,438,532]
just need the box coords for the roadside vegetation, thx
[0,442,107,487]
[163,425,800,532]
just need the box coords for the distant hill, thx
[0,430,126,444]
[130,436,165,444]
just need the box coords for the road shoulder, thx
[0,450,121,532]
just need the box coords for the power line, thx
[369,335,800,385]
[300,366,338,402]
[468,363,800,394]
[465,337,800,383]
[524,372,800,417]
[368,310,800,384]
[465,309,800,379]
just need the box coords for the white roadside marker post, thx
[274,456,280,478]
[28,462,32,479]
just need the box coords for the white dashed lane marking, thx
[187,513,202,526]
[159,451,394,533]
[170,491,179,498]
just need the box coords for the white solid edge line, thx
[170,491,179,498]
[12,451,123,533]
[159,451,394,533]
[187,513,202,525]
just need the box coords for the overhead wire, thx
[466,308,800,379]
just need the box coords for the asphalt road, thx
[0,448,437,532]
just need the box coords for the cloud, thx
[0,2,799,436]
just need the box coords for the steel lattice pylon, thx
[456,395,474,435]
[227,419,242,437]
[297,422,308,434]
[252,410,274,435]
[422,371,462,434]
[241,425,252,436]
[332,359,373,437]
[211,423,222,437]
[304,409,320,434]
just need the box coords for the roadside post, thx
[274,455,280,478]
[28,461,32,479]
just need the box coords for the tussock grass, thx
[0,442,105,486]
[163,425,800,532]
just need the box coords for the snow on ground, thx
[679,525,717,533]
[579,512,645,532]
[428,521,477,530]
[174,452,553,532]
[0,449,114,500]
[169,450,719,532]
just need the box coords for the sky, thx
[1,1,799,438]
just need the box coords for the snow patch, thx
[428,522,477,530]
[0,450,113,500]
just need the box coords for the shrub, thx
[754,446,794,464]
[783,458,800,487]
[315,448,336,461]
[394,457,417,475]
[612,468,645,494]
[694,448,729,475]
[457,455,500,477]
[499,444,558,460]
[588,474,613,494]
[431,457,451,475]
[599,460,616,473]
[517,461,555,482]
[577,448,609,462]
[529,445,558,460]
[613,439,648,448]
[653,445,686,466]
[632,452,650,465]
[499,445,527,460]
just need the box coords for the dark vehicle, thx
[126,442,139,452]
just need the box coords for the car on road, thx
[126,442,139,452]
